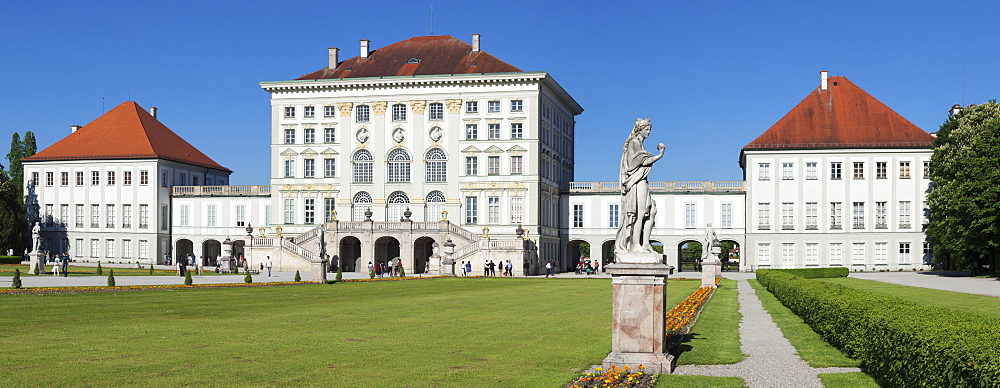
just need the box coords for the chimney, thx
[328,47,339,68]
[71,125,81,133]
[472,34,481,53]
[360,39,370,59]
[949,104,963,117]
[150,107,158,118]
[820,70,829,91]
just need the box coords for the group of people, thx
[49,253,70,277]
[574,259,600,275]
[368,260,403,278]
[457,260,515,276]
[175,253,204,276]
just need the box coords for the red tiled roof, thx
[23,102,231,172]
[744,76,934,150]
[296,35,523,80]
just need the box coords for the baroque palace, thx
[22,35,936,274]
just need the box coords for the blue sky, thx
[2,0,998,185]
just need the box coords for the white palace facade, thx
[23,35,937,274]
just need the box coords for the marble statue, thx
[702,222,717,259]
[615,118,666,253]
[31,222,41,252]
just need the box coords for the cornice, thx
[260,72,549,93]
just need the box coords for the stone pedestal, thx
[311,259,328,283]
[440,257,455,276]
[603,252,674,374]
[701,259,721,288]
[28,252,45,274]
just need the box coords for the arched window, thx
[386,191,410,221]
[352,191,372,221]
[425,148,447,182]
[387,148,411,183]
[426,191,446,222]
[353,150,373,183]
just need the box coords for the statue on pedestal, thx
[615,118,666,253]
[31,222,41,252]
[702,222,717,260]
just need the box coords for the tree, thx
[184,270,193,285]
[927,101,1000,270]
[0,165,27,253]
[107,270,116,287]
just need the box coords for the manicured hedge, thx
[757,267,848,279]
[0,256,24,265]
[757,270,1000,387]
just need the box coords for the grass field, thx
[673,279,744,365]
[1,277,704,386]
[816,277,1000,318]
[0,264,221,277]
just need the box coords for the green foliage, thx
[680,241,702,262]
[107,270,115,287]
[0,165,27,253]
[244,272,252,284]
[335,265,342,281]
[928,101,1000,269]
[95,262,102,275]
[11,268,21,289]
[757,267,848,279]
[651,242,664,254]
[676,280,744,365]
[756,270,1000,386]
[33,260,39,275]
[578,242,590,258]
[149,265,154,275]
[0,256,22,264]
[399,266,405,277]
[369,269,375,279]
[294,270,301,282]
[184,269,193,285]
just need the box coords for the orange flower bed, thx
[0,281,308,295]
[568,365,653,388]
[665,284,717,339]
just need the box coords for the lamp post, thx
[258,226,265,238]
[442,238,456,276]
[482,226,489,239]
[441,210,448,221]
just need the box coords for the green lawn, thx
[819,372,880,387]
[0,264,221,277]
[1,277,703,386]
[657,374,746,387]
[816,277,1000,318]
[674,279,744,365]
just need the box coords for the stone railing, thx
[562,181,746,194]
[280,238,315,260]
[172,185,271,197]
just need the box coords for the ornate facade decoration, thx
[337,102,353,116]
[409,100,427,114]
[372,101,387,115]
[445,99,463,113]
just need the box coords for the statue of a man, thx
[615,118,666,253]
[702,222,717,259]
[31,222,41,252]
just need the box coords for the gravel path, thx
[672,279,860,387]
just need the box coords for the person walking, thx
[265,256,273,277]
[368,261,374,276]
[465,261,472,277]
[61,254,69,277]
[506,260,513,277]
[545,259,554,278]
[396,260,403,277]
[52,257,60,276]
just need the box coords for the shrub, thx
[335,265,343,282]
[12,268,21,289]
[244,272,252,284]
[757,270,1000,386]
[399,266,405,277]
[757,267,848,279]
[369,269,375,279]
[294,270,301,282]
[107,270,115,287]
[33,261,40,275]
[149,265,154,275]
[184,270,193,285]
[0,256,22,264]
[96,262,103,275]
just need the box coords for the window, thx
[304,198,315,224]
[721,202,733,228]
[180,205,189,226]
[609,204,620,228]
[781,243,795,267]
[161,205,169,230]
[91,239,99,258]
[355,105,370,122]
[830,202,843,229]
[392,103,406,121]
[106,205,115,228]
[265,205,271,224]
[91,171,100,186]
[303,106,315,118]
[830,162,842,180]
[75,205,84,227]
[31,172,38,185]
[899,161,911,178]
[511,100,523,112]
[304,128,315,144]
[44,204,53,226]
[284,160,295,178]
[45,172,53,186]
[875,202,887,229]
[139,240,148,259]
[324,105,336,117]
[140,171,149,185]
[74,239,82,257]
[510,196,523,224]
[60,172,68,186]
[899,242,911,264]
[324,158,336,178]
[60,204,68,226]
[852,202,865,229]
[806,243,819,264]
[684,203,696,228]
[923,161,931,178]
[572,204,584,227]
[487,156,500,175]
[781,202,794,230]
[758,163,770,180]
[488,124,500,139]
[511,123,523,139]
[122,240,131,258]
[510,155,523,174]
[284,199,295,224]
[284,106,296,118]
[178,173,186,186]
[235,204,246,227]
[757,243,771,265]
[899,201,911,228]
[853,162,864,179]
[488,197,501,224]
[876,162,887,179]
[429,103,444,120]
[324,198,336,222]
[91,205,99,227]
[123,171,132,186]
[193,176,199,186]
[923,203,930,225]
[830,243,843,265]
[806,162,817,180]
[352,150,373,183]
[139,204,148,229]
[426,191,446,222]
[161,170,168,187]
[466,101,478,113]
[466,124,478,140]
[425,148,447,182]
[76,171,84,186]
[782,163,794,180]
[757,202,770,230]
[875,242,888,264]
[324,128,336,143]
[794,202,814,230]
[122,204,131,228]
[352,192,372,221]
[304,159,315,178]
[465,156,478,176]
[106,239,115,258]
[852,243,865,265]
[465,196,478,224]
[284,129,295,144]
[386,149,411,183]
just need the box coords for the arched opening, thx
[677,240,703,272]
[413,237,436,274]
[232,240,245,262]
[566,240,590,273]
[352,191,372,222]
[721,240,740,272]
[202,239,221,264]
[338,236,361,272]
[175,239,194,260]
[601,240,616,269]
[375,236,401,269]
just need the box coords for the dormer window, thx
[406,57,420,64]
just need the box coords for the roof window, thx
[406,57,420,64]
